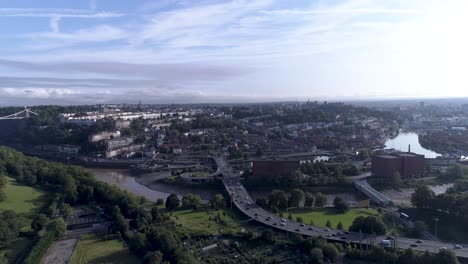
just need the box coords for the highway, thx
[215,157,468,259]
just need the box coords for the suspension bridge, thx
[0,107,39,120]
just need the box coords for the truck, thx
[379,240,391,247]
[400,212,410,221]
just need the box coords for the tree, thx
[333,196,349,213]
[261,229,274,242]
[143,251,165,264]
[289,188,304,208]
[309,248,324,264]
[47,218,67,239]
[112,206,129,234]
[337,222,343,230]
[181,193,202,210]
[304,192,314,207]
[60,203,72,217]
[410,221,427,237]
[31,214,49,232]
[211,194,226,209]
[436,249,459,264]
[315,192,327,208]
[444,164,467,180]
[268,190,288,210]
[322,243,339,262]
[349,216,386,235]
[0,210,20,241]
[156,198,164,206]
[411,185,435,208]
[326,220,332,228]
[358,149,370,160]
[398,248,416,264]
[129,233,148,256]
[256,197,267,207]
[165,194,180,211]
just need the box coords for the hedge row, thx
[23,231,55,264]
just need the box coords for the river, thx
[384,132,441,158]
[89,168,218,202]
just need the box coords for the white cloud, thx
[0,87,79,99]
[0,8,123,19]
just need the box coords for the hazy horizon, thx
[1,0,468,105]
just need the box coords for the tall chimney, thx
[408,144,411,153]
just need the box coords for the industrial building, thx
[252,160,300,178]
[372,152,425,178]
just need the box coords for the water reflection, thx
[385,132,441,158]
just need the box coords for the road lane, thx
[215,157,468,258]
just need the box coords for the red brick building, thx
[372,152,425,178]
[252,160,300,178]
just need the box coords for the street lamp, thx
[434,218,439,252]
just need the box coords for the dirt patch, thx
[40,238,78,264]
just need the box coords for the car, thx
[331,234,336,237]
[308,227,314,230]
[255,216,259,219]
[387,236,395,240]
[273,223,277,226]
[247,202,251,205]
[324,228,330,232]
[266,218,270,221]
[340,236,347,240]
[280,223,286,226]
[300,223,305,227]
[440,247,448,250]
[455,245,463,249]
[281,218,287,222]
[416,240,423,244]
[410,244,418,247]
[326,234,331,237]
[245,207,249,210]
[295,229,300,232]
[345,231,350,234]
[337,231,343,235]
[254,213,258,216]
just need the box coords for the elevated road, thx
[353,179,392,206]
[215,157,468,259]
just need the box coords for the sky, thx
[0,0,468,105]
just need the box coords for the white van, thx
[379,240,391,247]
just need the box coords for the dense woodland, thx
[0,146,198,263]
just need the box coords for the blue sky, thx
[0,0,467,105]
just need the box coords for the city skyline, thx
[1,0,468,105]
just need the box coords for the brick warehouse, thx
[252,160,300,178]
[371,152,425,178]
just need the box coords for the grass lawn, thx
[0,177,45,214]
[0,237,32,263]
[279,207,380,230]
[69,234,141,264]
[191,172,209,177]
[171,207,247,235]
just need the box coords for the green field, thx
[69,234,141,264]
[171,208,247,235]
[279,207,380,230]
[0,177,45,214]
